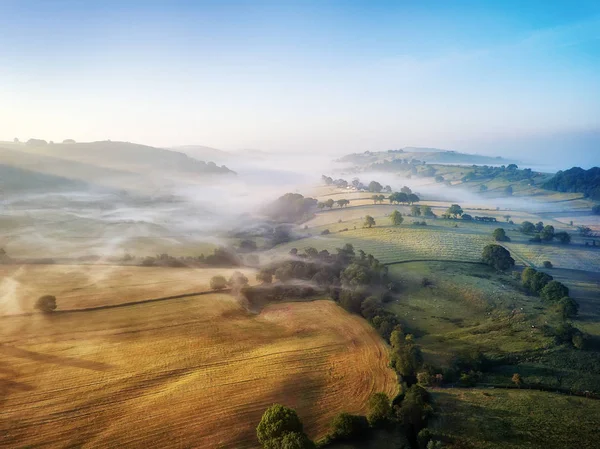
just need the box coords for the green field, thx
[430,388,600,449]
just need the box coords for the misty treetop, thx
[542,166,600,200]
[263,193,318,223]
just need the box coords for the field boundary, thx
[383,259,487,266]
[0,288,232,319]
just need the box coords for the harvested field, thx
[0,265,256,315]
[504,241,600,272]
[0,296,397,448]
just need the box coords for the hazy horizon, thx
[1,0,599,167]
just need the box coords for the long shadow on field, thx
[0,344,112,371]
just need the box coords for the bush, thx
[210,275,228,290]
[35,295,57,313]
[321,229,331,235]
[330,413,369,441]
[543,260,553,268]
[540,280,569,302]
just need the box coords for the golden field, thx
[0,294,397,448]
[0,265,256,315]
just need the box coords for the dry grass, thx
[0,265,256,315]
[0,296,397,449]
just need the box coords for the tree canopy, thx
[482,244,515,271]
[256,404,314,449]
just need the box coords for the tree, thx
[63,139,76,144]
[336,199,350,208]
[401,186,412,195]
[389,210,404,226]
[512,373,522,387]
[543,260,553,268]
[330,413,369,441]
[228,271,249,288]
[256,404,314,449]
[435,175,444,183]
[503,215,512,222]
[421,205,434,217]
[368,181,383,193]
[540,225,555,241]
[384,185,392,193]
[317,202,325,210]
[482,244,515,271]
[411,205,421,217]
[555,297,579,319]
[408,193,420,204]
[520,221,535,234]
[257,270,273,284]
[541,281,569,302]
[462,213,473,221]
[210,275,228,290]
[493,228,510,242]
[399,385,432,439]
[446,204,463,218]
[535,221,544,232]
[530,271,553,294]
[364,215,376,228]
[554,231,571,244]
[325,199,335,209]
[367,392,391,426]
[35,295,57,313]
[504,185,513,196]
[479,184,488,192]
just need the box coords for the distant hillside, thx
[542,167,600,200]
[171,145,231,164]
[0,164,90,193]
[0,141,235,175]
[338,147,517,167]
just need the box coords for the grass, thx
[273,226,494,264]
[0,295,397,448]
[0,264,257,315]
[430,388,600,449]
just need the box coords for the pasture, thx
[0,264,256,315]
[430,388,600,449]
[0,296,397,448]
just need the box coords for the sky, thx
[1,0,599,163]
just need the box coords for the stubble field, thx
[0,294,397,448]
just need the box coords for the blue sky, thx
[1,0,599,162]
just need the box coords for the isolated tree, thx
[368,181,383,193]
[389,210,404,226]
[256,270,273,284]
[504,185,513,196]
[256,404,314,449]
[13,137,19,143]
[330,413,369,441]
[228,271,249,288]
[364,215,376,228]
[421,205,433,217]
[520,221,535,234]
[446,204,463,218]
[482,244,515,271]
[503,215,511,222]
[512,373,522,388]
[540,225,555,241]
[35,295,57,313]
[543,260,553,268]
[325,198,335,209]
[367,392,392,426]
[411,205,421,217]
[540,281,569,302]
[210,275,228,290]
[336,199,350,208]
[492,228,510,242]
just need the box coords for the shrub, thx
[321,229,331,235]
[35,295,57,313]
[543,260,553,268]
[554,231,571,244]
[210,275,228,290]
